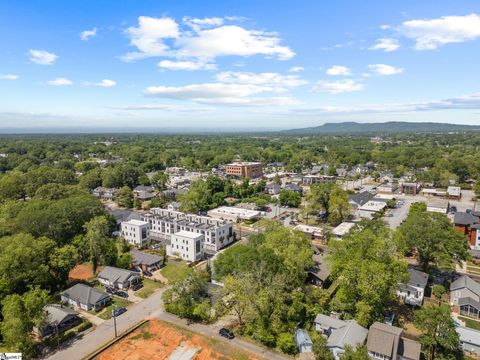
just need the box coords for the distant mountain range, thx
[282,121,480,134]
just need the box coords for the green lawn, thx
[160,261,192,283]
[98,297,131,320]
[459,316,480,331]
[136,278,162,299]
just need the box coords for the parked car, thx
[143,270,153,277]
[466,209,473,214]
[106,287,115,294]
[131,282,143,291]
[115,290,128,298]
[450,206,457,214]
[112,307,127,317]
[384,313,395,326]
[131,267,141,273]
[219,328,234,339]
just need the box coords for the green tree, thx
[342,345,370,360]
[328,186,350,225]
[329,221,408,327]
[84,216,111,273]
[115,186,133,208]
[396,211,469,271]
[432,284,446,303]
[277,332,297,355]
[414,304,459,360]
[117,252,133,269]
[151,172,169,191]
[279,190,301,207]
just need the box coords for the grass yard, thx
[98,297,131,320]
[459,316,480,331]
[160,261,192,283]
[135,278,162,299]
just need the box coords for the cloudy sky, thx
[1,0,480,129]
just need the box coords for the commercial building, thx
[207,206,263,222]
[141,208,234,255]
[400,182,419,195]
[358,201,387,219]
[426,199,449,214]
[331,222,356,240]
[294,224,325,240]
[302,175,336,185]
[225,162,263,178]
[167,230,204,262]
[447,186,462,200]
[120,219,150,246]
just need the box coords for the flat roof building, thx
[225,162,263,179]
[207,206,263,222]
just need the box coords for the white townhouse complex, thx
[120,219,150,246]
[140,208,234,255]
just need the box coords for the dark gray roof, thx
[134,185,155,192]
[407,268,428,289]
[130,249,163,266]
[349,191,374,206]
[454,212,479,226]
[459,297,480,310]
[61,283,110,306]
[44,304,79,325]
[98,266,139,284]
[284,183,303,192]
[451,275,480,297]
[309,253,331,282]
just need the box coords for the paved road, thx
[46,286,292,360]
[45,288,166,360]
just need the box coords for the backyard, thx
[135,278,163,299]
[160,260,192,283]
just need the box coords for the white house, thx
[120,219,150,246]
[331,222,356,240]
[167,230,204,262]
[426,199,449,214]
[396,268,429,306]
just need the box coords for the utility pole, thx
[113,304,117,338]
[55,321,60,349]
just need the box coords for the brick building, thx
[225,162,263,178]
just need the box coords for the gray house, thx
[451,275,480,319]
[348,191,374,209]
[98,266,141,290]
[130,249,164,272]
[367,322,421,360]
[396,268,428,306]
[61,283,110,311]
[35,304,80,338]
[457,326,480,357]
[314,313,368,360]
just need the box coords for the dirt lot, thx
[69,263,102,281]
[96,320,258,360]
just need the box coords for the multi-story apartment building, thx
[225,162,263,179]
[120,219,150,246]
[140,208,234,255]
[168,231,204,262]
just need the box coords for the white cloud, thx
[109,103,212,112]
[122,16,294,64]
[367,64,404,75]
[143,81,296,106]
[400,13,480,50]
[216,71,307,87]
[289,66,304,72]
[122,16,180,61]
[370,38,400,52]
[29,49,57,65]
[0,74,19,80]
[326,65,352,76]
[95,79,117,87]
[312,79,364,94]
[47,77,73,86]
[80,28,97,41]
[290,92,480,115]
[158,60,216,71]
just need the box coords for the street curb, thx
[82,319,149,360]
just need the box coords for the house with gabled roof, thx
[130,249,163,272]
[396,268,428,306]
[367,322,421,360]
[61,283,110,311]
[314,313,368,360]
[98,266,141,290]
[451,275,480,319]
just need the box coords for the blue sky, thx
[1,0,480,129]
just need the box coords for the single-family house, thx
[61,283,110,311]
[35,304,81,338]
[266,182,281,195]
[295,328,314,353]
[307,249,331,288]
[377,183,398,194]
[294,224,325,241]
[454,212,480,250]
[367,322,421,360]
[98,266,141,290]
[167,201,181,211]
[92,186,116,200]
[130,249,164,272]
[457,326,480,357]
[284,183,304,194]
[314,314,368,360]
[451,275,480,319]
[396,268,428,306]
